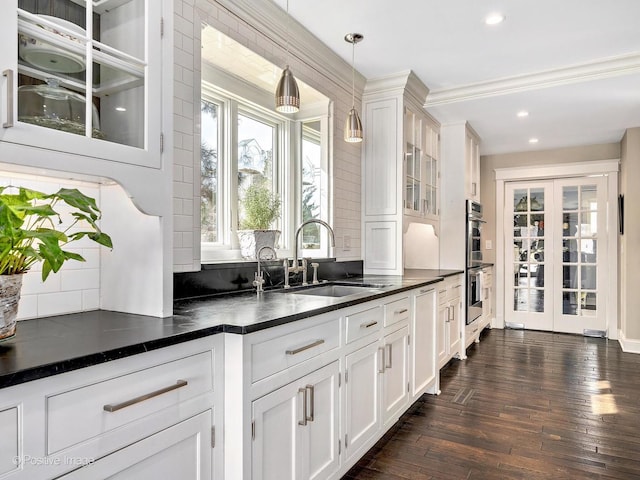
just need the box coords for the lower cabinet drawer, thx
[345,306,382,344]
[383,297,410,327]
[251,318,340,383]
[46,351,213,455]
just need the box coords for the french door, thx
[504,176,608,335]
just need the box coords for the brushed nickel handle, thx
[395,308,408,315]
[298,387,307,426]
[385,344,392,369]
[420,288,431,294]
[306,384,315,422]
[286,339,325,355]
[378,347,385,373]
[449,305,455,322]
[360,320,378,329]
[103,380,188,412]
[3,69,13,128]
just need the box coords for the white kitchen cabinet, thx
[381,325,409,426]
[0,335,221,480]
[439,122,482,274]
[437,277,462,369]
[251,361,340,480]
[362,71,440,275]
[480,266,493,331]
[57,410,213,480]
[0,0,164,169]
[344,340,381,463]
[410,287,438,398]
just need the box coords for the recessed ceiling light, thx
[517,110,529,118]
[529,138,539,144]
[115,106,127,112]
[485,13,505,25]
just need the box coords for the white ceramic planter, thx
[237,230,280,260]
[0,274,23,341]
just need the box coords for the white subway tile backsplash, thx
[21,270,61,295]
[16,295,38,320]
[38,291,83,317]
[61,269,100,291]
[82,289,100,311]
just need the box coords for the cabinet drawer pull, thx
[420,288,432,294]
[3,69,13,128]
[395,308,408,315]
[286,339,325,355]
[103,379,188,412]
[306,384,315,422]
[385,344,392,369]
[298,388,307,426]
[360,321,378,329]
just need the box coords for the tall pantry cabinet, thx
[362,71,440,275]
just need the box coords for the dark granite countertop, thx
[0,270,460,389]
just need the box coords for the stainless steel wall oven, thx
[466,200,484,324]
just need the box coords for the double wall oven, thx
[466,200,484,324]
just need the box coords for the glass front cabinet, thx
[403,106,439,219]
[0,0,162,168]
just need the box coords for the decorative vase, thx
[237,230,280,260]
[0,274,23,341]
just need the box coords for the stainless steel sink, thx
[282,282,388,298]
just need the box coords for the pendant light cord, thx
[285,0,290,64]
[351,39,355,108]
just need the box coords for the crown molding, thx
[364,70,430,108]
[206,0,365,99]
[425,52,640,107]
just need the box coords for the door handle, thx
[306,384,315,422]
[298,387,307,426]
[385,343,392,369]
[3,69,13,128]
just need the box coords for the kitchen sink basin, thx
[286,283,385,298]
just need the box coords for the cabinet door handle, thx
[445,306,450,323]
[103,380,188,412]
[449,305,454,322]
[306,384,315,422]
[360,321,378,329]
[3,69,13,128]
[298,387,307,426]
[385,344,392,369]
[286,339,324,355]
[395,308,408,315]
[378,347,385,373]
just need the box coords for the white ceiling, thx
[272,0,640,155]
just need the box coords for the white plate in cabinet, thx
[383,297,410,328]
[0,405,19,477]
[345,306,382,344]
[57,409,213,480]
[46,351,213,455]
[251,318,340,383]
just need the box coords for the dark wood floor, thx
[344,328,640,479]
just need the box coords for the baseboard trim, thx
[618,330,640,354]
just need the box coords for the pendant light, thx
[344,33,363,143]
[275,0,300,113]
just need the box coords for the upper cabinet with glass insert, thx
[0,0,162,168]
[403,106,439,218]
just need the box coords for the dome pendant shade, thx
[344,107,363,143]
[275,65,300,113]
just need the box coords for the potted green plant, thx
[237,181,281,259]
[0,185,113,341]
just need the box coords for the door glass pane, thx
[581,185,597,209]
[563,292,578,315]
[530,188,544,211]
[563,265,577,289]
[531,214,544,237]
[583,293,597,313]
[583,239,597,262]
[581,211,597,237]
[581,266,597,289]
[563,239,579,262]
[515,289,528,311]
[532,289,544,313]
[563,186,579,210]
[514,189,528,211]
[563,213,579,237]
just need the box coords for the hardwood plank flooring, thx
[343,329,640,480]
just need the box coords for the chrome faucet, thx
[284,219,336,287]
[253,246,277,294]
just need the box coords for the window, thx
[200,83,329,262]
